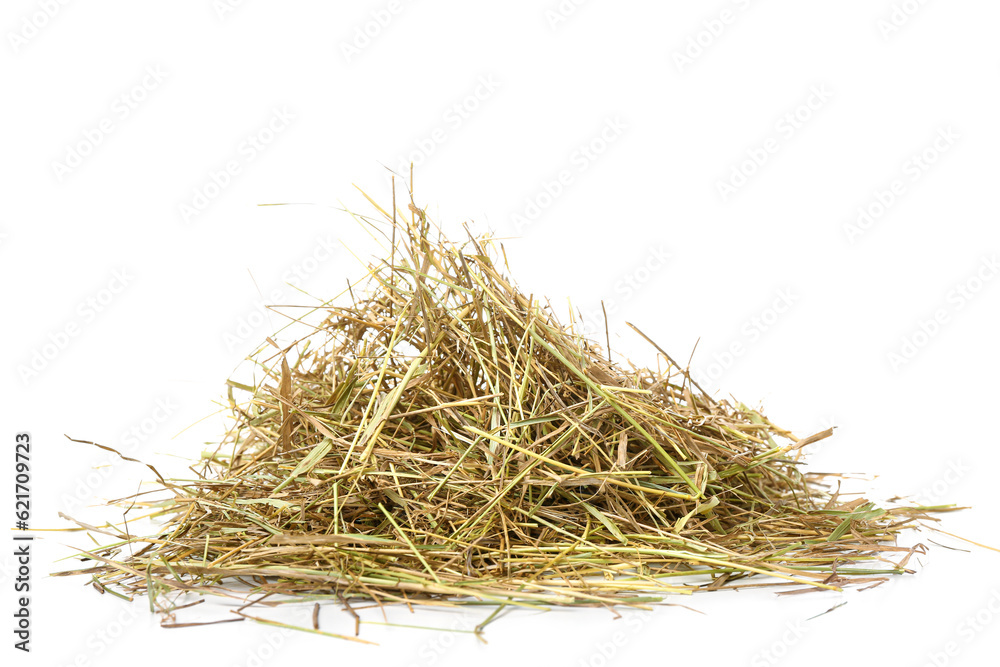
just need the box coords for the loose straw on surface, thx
[57,186,952,638]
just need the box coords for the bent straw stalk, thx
[57,186,951,637]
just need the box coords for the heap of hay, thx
[59,187,942,639]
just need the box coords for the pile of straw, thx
[60,188,943,638]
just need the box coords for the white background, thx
[3,1,1000,666]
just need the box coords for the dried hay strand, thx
[57,185,955,638]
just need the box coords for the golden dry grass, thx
[57,181,954,640]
